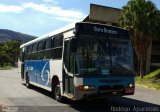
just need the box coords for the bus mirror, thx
[73,29,76,34]
[70,38,77,52]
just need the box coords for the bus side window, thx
[32,43,38,53]
[26,47,28,54]
[53,35,63,48]
[38,41,45,59]
[52,35,63,59]
[38,41,45,51]
[27,45,32,53]
[32,43,38,60]
[45,38,52,49]
[44,38,52,59]
[26,45,32,60]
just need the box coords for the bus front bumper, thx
[74,87,135,100]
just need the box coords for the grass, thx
[136,69,160,90]
[0,66,15,70]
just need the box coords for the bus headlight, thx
[128,83,135,88]
[78,85,96,91]
[125,83,135,94]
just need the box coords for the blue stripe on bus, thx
[24,60,51,88]
[83,77,134,88]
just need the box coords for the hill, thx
[0,29,37,42]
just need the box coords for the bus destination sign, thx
[76,23,129,37]
[94,26,118,35]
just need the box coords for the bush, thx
[0,66,14,70]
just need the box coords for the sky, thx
[0,0,160,36]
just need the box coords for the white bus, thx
[20,22,135,102]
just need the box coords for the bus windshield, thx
[110,38,133,75]
[76,34,133,76]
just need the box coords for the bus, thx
[20,22,135,102]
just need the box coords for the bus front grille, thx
[98,85,124,91]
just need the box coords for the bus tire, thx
[54,84,63,102]
[26,74,31,88]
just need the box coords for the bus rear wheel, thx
[26,75,31,88]
[54,84,63,102]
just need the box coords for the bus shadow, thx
[23,84,160,112]
[22,83,53,97]
[68,97,160,112]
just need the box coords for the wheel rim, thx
[55,85,60,100]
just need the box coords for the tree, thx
[119,0,160,77]
[0,40,21,67]
[6,40,21,66]
[0,43,11,67]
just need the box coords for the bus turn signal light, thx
[78,85,96,91]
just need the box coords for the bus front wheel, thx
[54,84,63,102]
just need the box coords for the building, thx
[83,4,120,26]
[83,4,160,73]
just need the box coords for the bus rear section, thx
[63,23,135,100]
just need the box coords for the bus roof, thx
[20,22,129,48]
[20,23,75,48]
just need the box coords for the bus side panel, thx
[36,60,51,88]
[24,60,51,88]
[24,61,37,83]
[50,60,63,89]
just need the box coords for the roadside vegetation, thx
[136,69,160,90]
[119,0,160,90]
[0,65,15,70]
[119,0,160,77]
[0,40,21,70]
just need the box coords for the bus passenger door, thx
[63,39,74,95]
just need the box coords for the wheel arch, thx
[51,75,60,92]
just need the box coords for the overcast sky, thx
[0,0,160,36]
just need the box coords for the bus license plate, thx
[112,92,117,94]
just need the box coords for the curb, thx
[136,83,160,91]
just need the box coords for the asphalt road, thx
[0,68,160,112]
